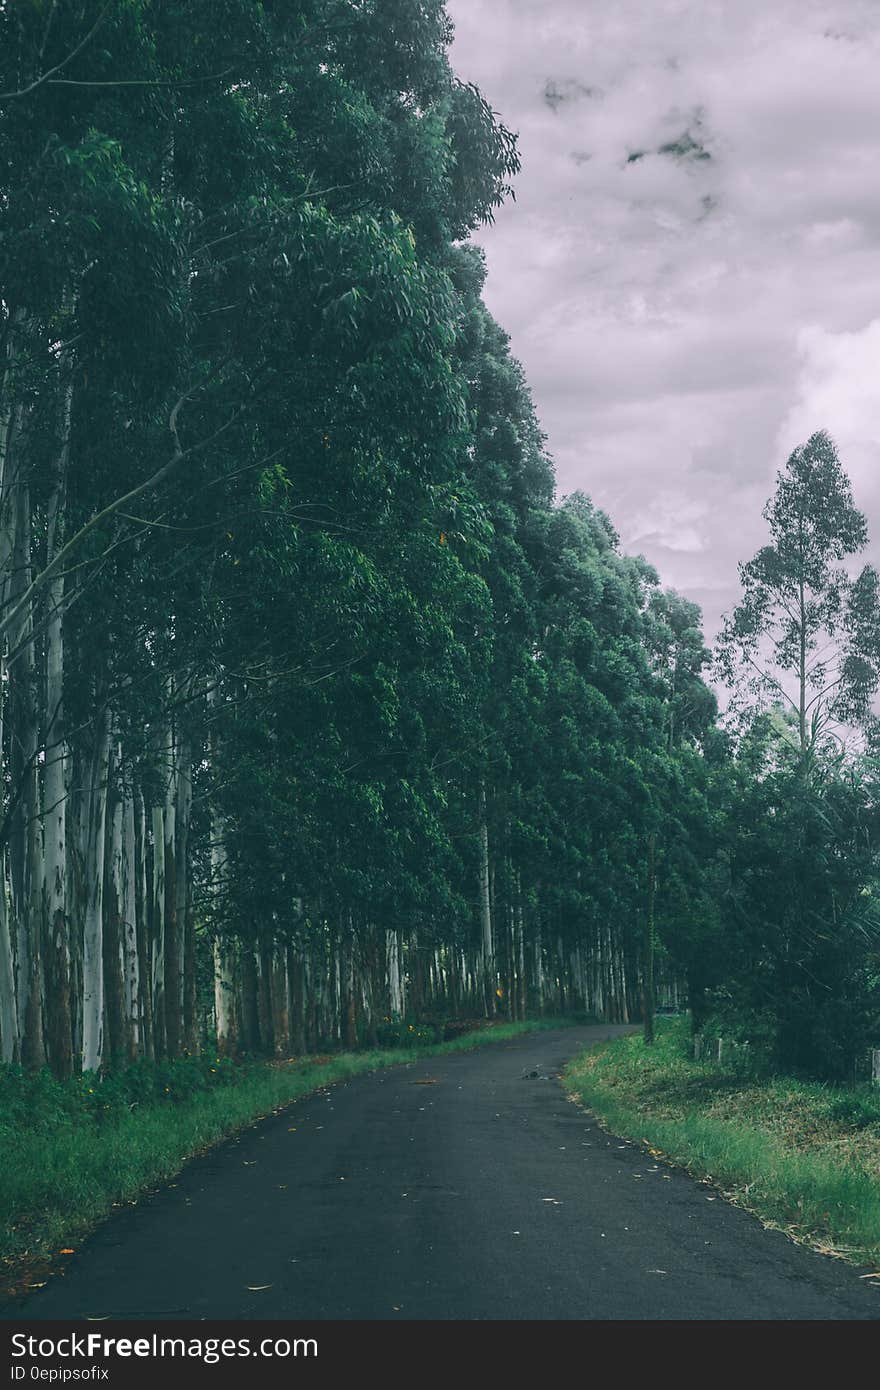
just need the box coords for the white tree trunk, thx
[210,797,235,1055]
[162,719,178,1054]
[387,929,403,1019]
[478,782,494,1013]
[42,358,72,1072]
[121,777,140,1049]
[108,754,126,1054]
[151,803,166,1052]
[0,320,18,1060]
[174,728,192,1026]
[213,937,236,1054]
[82,713,111,1073]
[9,456,44,1066]
[0,643,18,1061]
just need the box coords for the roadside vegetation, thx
[565,1019,880,1268]
[0,1017,575,1292]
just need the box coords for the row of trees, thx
[1,2,877,1082]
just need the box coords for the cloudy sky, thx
[447,0,880,642]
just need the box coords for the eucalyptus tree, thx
[710,435,880,1076]
[717,431,879,752]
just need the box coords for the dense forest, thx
[1,0,878,1088]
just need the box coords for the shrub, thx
[375,1020,440,1049]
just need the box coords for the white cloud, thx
[779,322,880,533]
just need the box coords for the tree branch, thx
[0,1,115,101]
[0,390,238,643]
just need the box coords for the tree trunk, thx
[135,788,153,1059]
[82,711,111,1073]
[103,750,127,1062]
[478,782,495,1016]
[289,943,306,1055]
[163,735,180,1058]
[151,803,166,1058]
[643,834,656,1044]
[175,730,195,1052]
[42,344,74,1077]
[213,936,237,1056]
[387,929,403,1019]
[121,777,140,1058]
[0,660,18,1063]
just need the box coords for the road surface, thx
[8,1026,880,1319]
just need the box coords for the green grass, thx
[0,1017,576,1291]
[564,1018,880,1268]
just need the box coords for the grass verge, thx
[1,1017,576,1295]
[564,1018,880,1269]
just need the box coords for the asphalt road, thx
[8,1025,880,1320]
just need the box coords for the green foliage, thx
[0,1055,245,1137]
[375,1020,440,1048]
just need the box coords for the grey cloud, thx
[448,0,880,642]
[544,78,602,111]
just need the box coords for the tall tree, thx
[717,431,879,751]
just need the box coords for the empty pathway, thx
[8,1026,880,1320]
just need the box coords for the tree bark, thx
[478,782,495,1016]
[82,710,111,1073]
[643,834,656,1045]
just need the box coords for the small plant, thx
[375,1020,440,1049]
